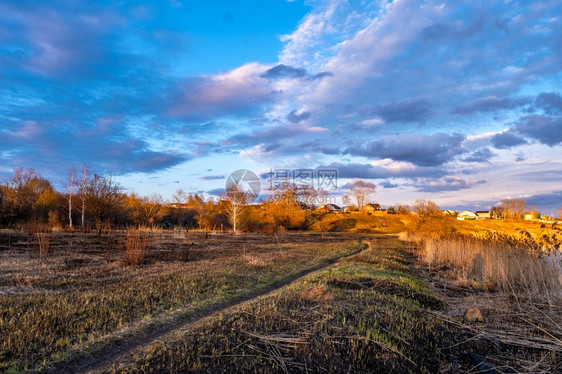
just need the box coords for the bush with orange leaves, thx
[241,199,309,233]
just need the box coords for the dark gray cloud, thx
[128,149,187,173]
[235,123,324,150]
[200,175,225,181]
[374,98,432,123]
[421,16,485,40]
[320,162,446,180]
[207,187,225,196]
[260,64,332,81]
[165,73,272,120]
[288,110,311,123]
[340,180,377,190]
[379,181,398,188]
[343,133,466,167]
[453,96,529,115]
[525,191,562,212]
[416,177,486,193]
[453,190,561,214]
[516,115,562,146]
[510,169,562,184]
[463,148,495,163]
[535,92,562,115]
[493,18,510,34]
[261,64,307,79]
[0,120,189,177]
[491,131,527,149]
[312,71,334,80]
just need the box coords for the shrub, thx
[406,216,456,238]
[123,231,150,266]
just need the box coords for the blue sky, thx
[1,0,561,213]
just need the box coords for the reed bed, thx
[404,231,562,302]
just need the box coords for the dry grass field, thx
[0,230,363,372]
[109,237,461,373]
[1,219,561,373]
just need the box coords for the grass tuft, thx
[123,231,150,266]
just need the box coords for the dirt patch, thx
[299,285,334,302]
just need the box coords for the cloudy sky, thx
[1,0,561,213]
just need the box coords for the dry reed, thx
[415,233,562,301]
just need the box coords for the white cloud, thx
[370,158,416,171]
[360,117,385,125]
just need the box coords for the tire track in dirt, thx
[53,241,371,374]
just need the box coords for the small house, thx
[317,204,341,212]
[524,212,541,221]
[363,203,382,214]
[476,211,491,219]
[457,210,478,220]
[442,210,457,216]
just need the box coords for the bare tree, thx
[85,173,123,232]
[9,168,36,216]
[412,199,441,217]
[140,194,166,227]
[396,204,411,215]
[490,205,503,219]
[557,207,562,220]
[172,188,188,204]
[224,184,253,233]
[499,198,526,219]
[348,180,377,211]
[65,166,76,228]
[79,165,89,228]
[126,193,165,228]
[3,168,55,223]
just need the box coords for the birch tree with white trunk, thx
[65,166,76,228]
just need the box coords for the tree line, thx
[0,167,323,233]
[0,167,557,233]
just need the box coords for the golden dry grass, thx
[421,235,562,300]
[401,222,562,303]
[312,212,406,233]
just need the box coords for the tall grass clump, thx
[416,233,562,301]
[26,219,51,235]
[123,231,150,266]
[36,232,50,262]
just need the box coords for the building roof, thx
[363,203,381,210]
[318,203,341,211]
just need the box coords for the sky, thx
[1,0,561,213]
